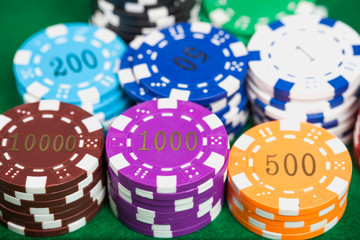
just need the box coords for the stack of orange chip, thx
[227,120,352,239]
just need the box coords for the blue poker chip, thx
[118,36,158,103]
[131,22,248,105]
[13,23,127,104]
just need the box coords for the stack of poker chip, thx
[352,109,360,171]
[118,22,250,141]
[200,0,328,44]
[91,0,197,44]
[247,15,360,145]
[13,23,133,131]
[0,101,106,237]
[106,99,229,238]
[228,120,352,239]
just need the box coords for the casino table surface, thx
[0,1,360,239]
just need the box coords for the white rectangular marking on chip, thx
[203,114,223,130]
[197,179,213,194]
[285,221,305,228]
[0,115,12,131]
[222,48,230,57]
[144,30,164,46]
[283,190,295,194]
[191,22,212,34]
[326,176,348,200]
[82,116,102,133]
[118,69,135,85]
[265,136,276,142]
[136,188,153,200]
[197,204,211,218]
[38,100,60,111]
[232,197,244,212]
[76,154,98,175]
[181,163,191,168]
[218,75,240,97]
[324,217,338,232]
[319,147,327,156]
[158,98,177,109]
[143,164,153,169]
[249,217,265,229]
[229,41,247,57]
[137,207,155,217]
[161,113,173,117]
[3,152,10,160]
[109,154,129,175]
[265,185,274,190]
[248,158,253,167]
[60,117,71,123]
[8,222,25,235]
[23,116,34,123]
[53,164,63,170]
[196,124,204,132]
[112,115,132,131]
[326,138,347,154]
[133,63,152,80]
[169,88,190,100]
[14,49,32,65]
[25,176,47,194]
[203,152,224,174]
[14,164,24,169]
[252,173,259,181]
[68,218,86,232]
[304,138,314,144]
[319,176,327,184]
[130,152,137,160]
[280,120,301,131]
[181,115,191,121]
[340,194,347,207]
[279,198,299,216]
[4,193,21,206]
[233,134,254,151]
[143,116,154,122]
[231,172,252,193]
[152,225,171,231]
[304,187,314,192]
[161,168,172,171]
[196,151,204,160]
[262,230,282,239]
[175,197,193,206]
[256,208,274,220]
[284,134,295,139]
[30,208,50,215]
[95,28,116,44]
[156,176,177,193]
[2,139,7,147]
[252,145,261,153]
[310,219,327,231]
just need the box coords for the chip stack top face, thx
[247,15,360,101]
[228,120,352,216]
[106,99,229,193]
[132,22,249,105]
[13,23,127,105]
[202,0,317,38]
[0,100,105,194]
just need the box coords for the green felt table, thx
[0,0,360,239]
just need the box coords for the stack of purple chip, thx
[106,99,229,238]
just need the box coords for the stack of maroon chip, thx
[0,100,106,237]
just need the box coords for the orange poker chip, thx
[227,197,346,240]
[227,189,347,234]
[227,181,348,222]
[228,120,352,216]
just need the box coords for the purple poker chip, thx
[106,99,229,193]
[109,196,223,238]
[108,181,224,219]
[108,182,224,214]
[109,187,224,226]
[108,165,226,207]
[107,151,228,201]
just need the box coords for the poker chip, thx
[13,23,133,131]
[106,99,229,237]
[201,0,328,44]
[0,101,106,237]
[247,15,360,145]
[352,109,360,171]
[228,120,352,239]
[118,22,250,140]
[91,0,198,44]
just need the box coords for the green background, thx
[0,0,360,239]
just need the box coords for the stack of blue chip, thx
[13,23,134,131]
[118,22,249,141]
